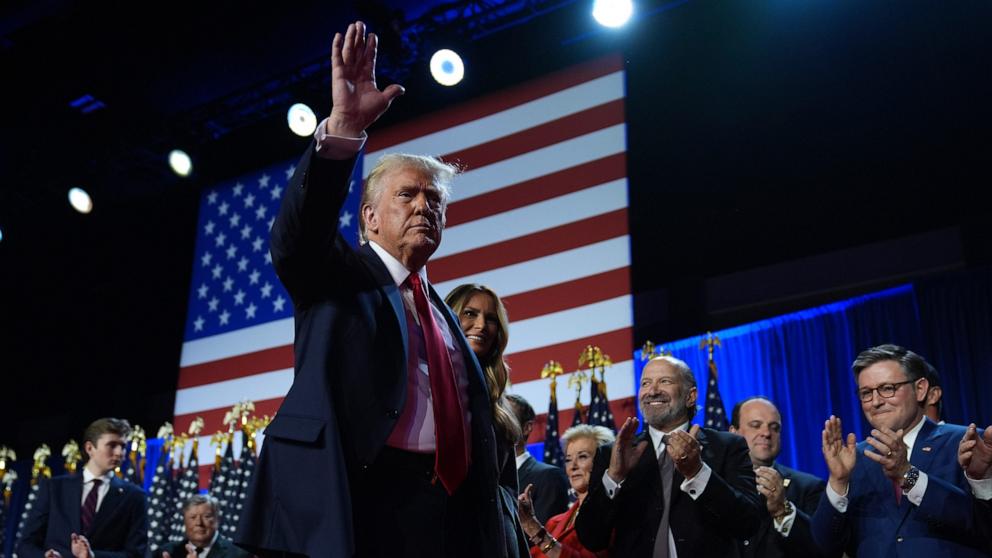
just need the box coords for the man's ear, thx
[362,204,377,236]
[914,377,930,403]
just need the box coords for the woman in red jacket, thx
[517,425,615,558]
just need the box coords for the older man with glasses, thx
[812,344,989,557]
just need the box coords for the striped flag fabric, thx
[174,55,637,483]
[703,359,730,431]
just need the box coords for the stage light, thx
[68,187,93,214]
[288,103,317,136]
[169,149,193,177]
[430,49,465,86]
[0,226,4,243]
[592,0,634,28]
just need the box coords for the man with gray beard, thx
[575,355,762,558]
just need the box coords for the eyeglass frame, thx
[857,379,919,402]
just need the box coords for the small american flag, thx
[703,359,729,431]
[145,445,175,553]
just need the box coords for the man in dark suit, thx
[814,344,988,557]
[507,394,569,524]
[575,355,762,557]
[17,417,147,558]
[155,495,249,558]
[235,20,508,558]
[729,397,825,558]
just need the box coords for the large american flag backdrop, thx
[176,55,636,485]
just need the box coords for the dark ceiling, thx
[2,0,991,454]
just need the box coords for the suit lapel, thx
[358,243,408,361]
[910,418,942,472]
[64,475,84,535]
[89,476,126,536]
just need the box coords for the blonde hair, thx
[444,284,521,444]
[359,153,459,244]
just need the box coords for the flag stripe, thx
[433,236,630,299]
[432,208,628,280]
[180,317,293,368]
[446,153,627,227]
[448,125,626,203]
[440,98,625,173]
[506,327,634,384]
[178,345,294,389]
[174,368,293,416]
[505,295,632,355]
[365,56,624,154]
[433,180,627,260]
[501,268,631,322]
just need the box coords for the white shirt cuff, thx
[966,474,992,500]
[602,470,623,499]
[826,482,849,513]
[314,117,367,159]
[905,471,928,506]
[680,462,711,500]
[772,502,798,536]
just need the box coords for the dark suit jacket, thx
[235,147,506,557]
[153,535,251,558]
[575,428,762,558]
[811,419,988,557]
[740,463,825,558]
[518,454,569,524]
[16,474,147,558]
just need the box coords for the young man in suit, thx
[729,397,825,558]
[507,394,569,524]
[815,344,988,556]
[156,495,249,558]
[575,355,762,557]
[236,21,508,558]
[17,417,147,558]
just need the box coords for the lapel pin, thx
[921,446,932,452]
[783,478,791,488]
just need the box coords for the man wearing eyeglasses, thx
[812,344,988,557]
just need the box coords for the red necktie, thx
[892,479,902,505]
[81,478,102,533]
[407,273,470,494]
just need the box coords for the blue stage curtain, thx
[634,285,923,479]
[915,268,992,429]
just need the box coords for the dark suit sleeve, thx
[692,433,763,539]
[16,478,53,558]
[531,466,570,524]
[93,487,148,558]
[269,144,359,306]
[781,475,826,558]
[573,445,618,552]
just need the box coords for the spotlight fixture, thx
[68,187,93,214]
[288,103,318,136]
[430,49,465,86]
[592,0,634,28]
[169,149,193,177]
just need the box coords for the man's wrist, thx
[772,500,793,521]
[828,477,849,495]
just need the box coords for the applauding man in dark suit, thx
[729,397,825,558]
[17,418,147,558]
[575,355,761,557]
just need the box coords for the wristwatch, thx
[901,465,920,492]
[773,500,794,522]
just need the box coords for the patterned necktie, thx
[407,273,470,494]
[81,478,102,533]
[653,435,673,558]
